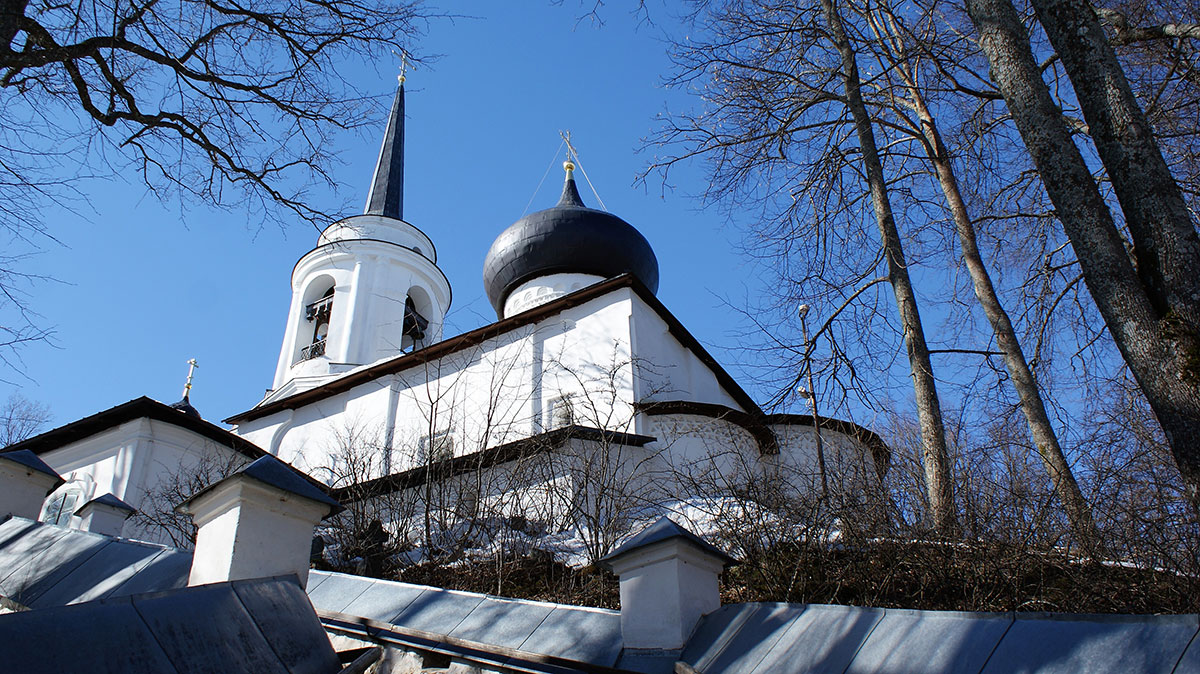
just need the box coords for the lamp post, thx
[798,305,829,501]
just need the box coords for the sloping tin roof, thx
[0,517,191,609]
[0,575,341,674]
[4,518,1199,674]
[678,602,1200,674]
[308,570,624,669]
[2,396,268,461]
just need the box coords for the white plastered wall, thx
[238,290,645,483]
[35,419,256,544]
[627,295,745,413]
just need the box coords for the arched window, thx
[301,284,334,361]
[401,287,433,352]
[41,480,89,526]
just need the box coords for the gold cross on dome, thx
[182,358,198,399]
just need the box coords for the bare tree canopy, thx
[963,0,1200,511]
[639,0,1200,545]
[1,0,430,220]
[0,391,49,446]
[0,0,431,371]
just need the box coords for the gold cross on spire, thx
[182,358,198,400]
[392,49,409,85]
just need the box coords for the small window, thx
[41,486,84,526]
[418,430,454,464]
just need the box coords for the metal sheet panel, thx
[0,516,40,551]
[339,579,425,623]
[305,571,376,614]
[845,608,1012,674]
[389,587,485,635]
[232,577,342,674]
[130,582,290,674]
[0,595,178,674]
[107,548,191,596]
[750,604,884,674]
[0,524,73,599]
[1173,626,1200,673]
[681,603,806,674]
[451,596,555,650]
[518,605,624,666]
[50,543,174,605]
[982,613,1198,674]
[306,570,331,594]
[4,530,110,606]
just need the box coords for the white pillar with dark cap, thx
[176,455,342,587]
[601,517,737,652]
[73,493,137,537]
[0,450,64,520]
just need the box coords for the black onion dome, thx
[483,176,659,317]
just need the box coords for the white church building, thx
[1,78,886,551]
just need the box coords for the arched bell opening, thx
[296,277,336,363]
[401,286,433,352]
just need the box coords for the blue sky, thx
[2,4,761,427]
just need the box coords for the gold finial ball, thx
[397,74,406,85]
[563,160,576,173]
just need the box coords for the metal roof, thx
[77,493,137,514]
[0,517,190,609]
[482,176,659,318]
[677,602,1200,674]
[0,576,341,674]
[364,82,405,220]
[3,396,268,462]
[0,449,63,486]
[307,570,624,669]
[5,518,1199,674]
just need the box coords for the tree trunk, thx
[964,0,1200,512]
[822,0,957,534]
[1031,0,1200,331]
[905,79,1100,549]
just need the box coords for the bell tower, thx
[270,75,452,397]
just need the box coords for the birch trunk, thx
[906,82,1100,549]
[965,0,1200,512]
[822,0,957,534]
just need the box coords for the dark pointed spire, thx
[558,160,585,207]
[365,78,405,219]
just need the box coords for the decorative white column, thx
[176,455,342,587]
[601,518,736,652]
[0,450,64,520]
[74,493,136,537]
